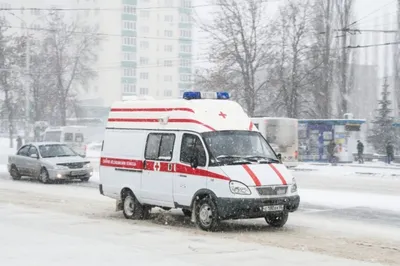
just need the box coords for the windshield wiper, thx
[216,155,243,160]
[244,155,280,163]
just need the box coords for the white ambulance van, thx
[99,92,300,231]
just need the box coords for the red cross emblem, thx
[154,162,160,171]
[219,111,227,119]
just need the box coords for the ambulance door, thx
[141,132,175,207]
[173,133,208,207]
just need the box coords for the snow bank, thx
[300,188,400,213]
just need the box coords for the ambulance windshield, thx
[202,130,278,165]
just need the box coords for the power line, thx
[346,41,400,49]
[346,0,397,28]
[0,5,216,12]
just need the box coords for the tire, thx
[265,211,289,228]
[10,165,21,181]
[39,168,51,184]
[194,196,220,231]
[122,191,149,220]
[182,209,192,217]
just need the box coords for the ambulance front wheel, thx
[195,196,220,231]
[122,191,149,220]
[265,211,289,228]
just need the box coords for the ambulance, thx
[99,92,300,231]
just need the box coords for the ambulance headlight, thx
[291,177,297,193]
[229,181,251,195]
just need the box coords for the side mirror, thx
[30,154,39,159]
[80,154,86,158]
[277,153,282,161]
[190,156,199,169]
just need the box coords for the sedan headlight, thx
[84,163,92,168]
[55,165,69,170]
[291,177,297,193]
[229,181,251,195]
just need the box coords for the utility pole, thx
[24,22,30,143]
[394,0,400,118]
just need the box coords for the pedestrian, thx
[386,141,394,164]
[357,140,364,164]
[16,136,23,150]
[327,140,336,164]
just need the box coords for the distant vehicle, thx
[43,126,88,156]
[251,117,299,168]
[8,142,93,183]
[85,142,102,158]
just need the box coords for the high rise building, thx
[0,0,193,107]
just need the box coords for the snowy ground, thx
[1,138,400,265]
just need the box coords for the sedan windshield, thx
[202,130,278,165]
[39,144,77,158]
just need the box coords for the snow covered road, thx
[0,177,399,265]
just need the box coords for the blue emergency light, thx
[183,91,230,100]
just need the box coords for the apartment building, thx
[0,0,193,107]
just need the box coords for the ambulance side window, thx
[145,133,175,161]
[180,134,206,167]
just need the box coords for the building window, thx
[164,75,172,82]
[140,41,149,49]
[140,72,149,79]
[123,68,136,77]
[164,30,173,37]
[181,0,191,8]
[123,52,136,61]
[122,37,136,46]
[164,45,173,52]
[180,74,191,82]
[140,87,149,95]
[164,90,172,97]
[140,26,149,34]
[180,30,191,38]
[123,5,136,14]
[122,21,136,30]
[164,60,173,67]
[140,57,149,65]
[180,14,191,22]
[164,15,173,22]
[140,10,150,18]
[123,84,136,93]
[180,44,191,53]
[164,0,173,7]
[180,58,191,67]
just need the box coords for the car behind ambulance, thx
[99,91,300,231]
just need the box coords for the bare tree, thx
[0,22,25,148]
[272,0,317,118]
[40,12,101,126]
[197,0,273,116]
[334,0,355,117]
[307,0,337,118]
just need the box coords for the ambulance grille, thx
[256,186,288,196]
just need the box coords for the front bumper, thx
[216,195,300,220]
[48,168,93,180]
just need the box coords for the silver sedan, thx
[8,142,93,183]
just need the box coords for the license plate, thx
[263,205,284,212]
[70,171,86,176]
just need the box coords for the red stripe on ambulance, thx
[249,122,253,131]
[269,164,287,185]
[100,157,230,181]
[100,157,143,170]
[108,118,216,131]
[241,164,262,186]
[111,107,194,113]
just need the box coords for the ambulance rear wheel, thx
[122,191,146,220]
[265,211,289,228]
[195,197,220,231]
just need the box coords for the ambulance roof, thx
[107,98,256,133]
